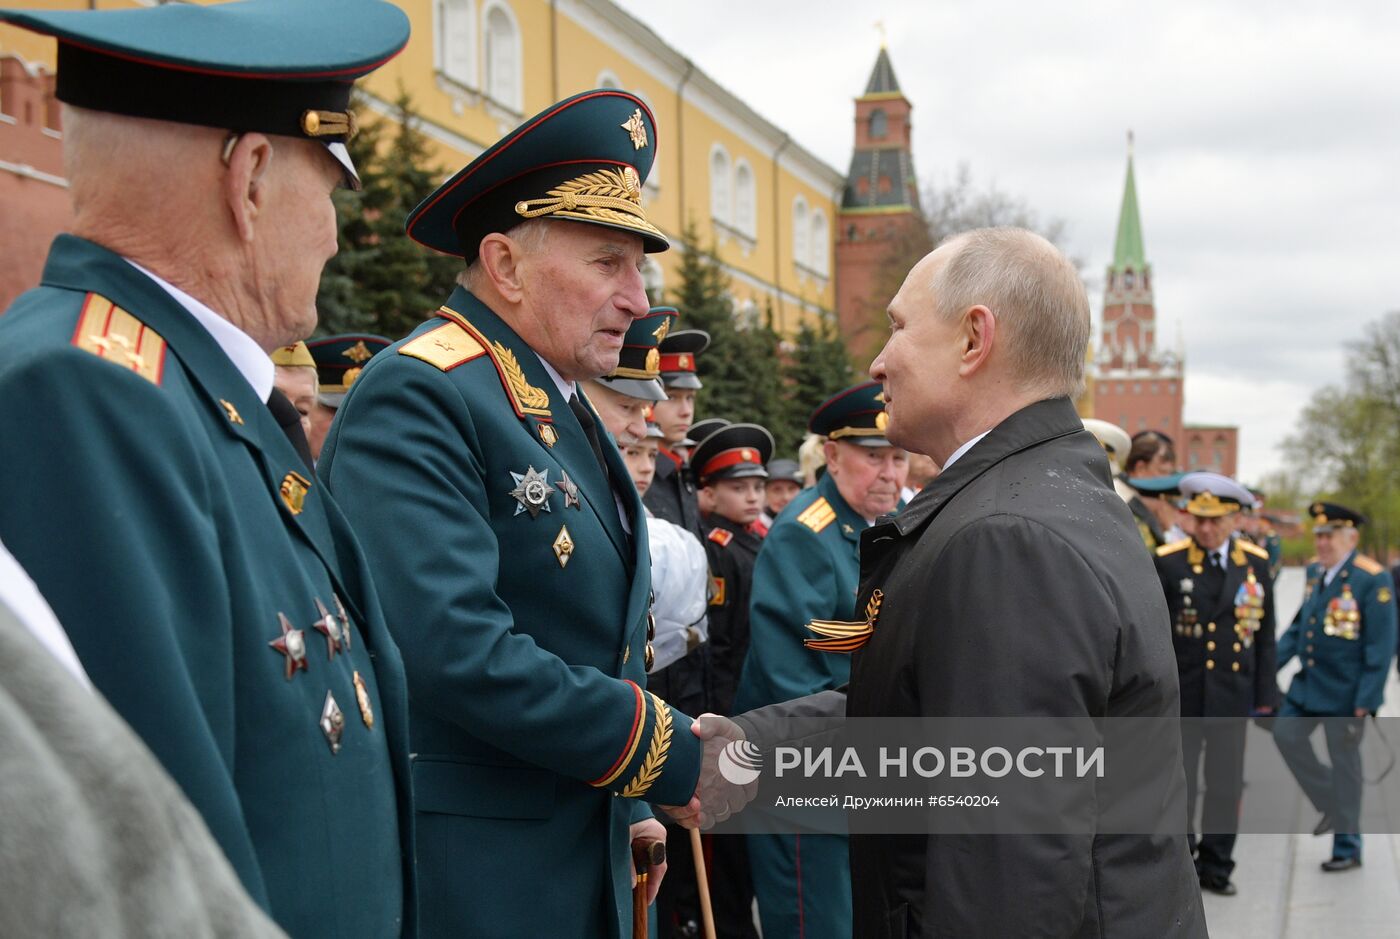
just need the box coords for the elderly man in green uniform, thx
[319,91,703,939]
[1154,472,1276,896]
[0,2,417,936]
[733,381,906,939]
[1273,501,1398,872]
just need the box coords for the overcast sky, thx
[613,0,1400,482]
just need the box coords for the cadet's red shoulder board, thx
[71,293,166,385]
[708,527,733,547]
[710,575,726,606]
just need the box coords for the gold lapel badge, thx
[219,399,244,425]
[280,471,312,515]
[353,671,375,730]
[553,525,576,568]
[539,423,559,448]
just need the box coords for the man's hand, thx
[629,817,668,905]
[692,712,759,829]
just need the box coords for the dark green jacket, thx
[0,235,415,938]
[319,288,701,939]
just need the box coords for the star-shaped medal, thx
[269,612,308,681]
[558,471,582,510]
[333,594,352,650]
[313,597,343,659]
[509,466,555,518]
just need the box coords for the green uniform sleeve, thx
[1355,571,1398,713]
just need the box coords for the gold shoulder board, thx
[1239,540,1269,560]
[1354,554,1385,575]
[399,321,486,372]
[796,498,836,533]
[71,293,166,385]
[1156,538,1192,557]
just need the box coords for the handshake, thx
[659,713,760,829]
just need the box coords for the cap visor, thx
[598,376,667,401]
[326,141,360,191]
[662,374,702,390]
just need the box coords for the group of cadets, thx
[1086,420,1400,898]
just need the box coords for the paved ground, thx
[1201,566,1400,937]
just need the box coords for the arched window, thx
[596,70,621,89]
[869,108,887,140]
[810,210,828,275]
[438,0,476,88]
[792,196,809,268]
[734,159,756,237]
[483,0,521,111]
[709,145,731,224]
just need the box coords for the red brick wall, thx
[834,210,919,366]
[1093,376,1184,444]
[1183,425,1238,477]
[0,55,69,313]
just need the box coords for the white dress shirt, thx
[941,430,991,473]
[535,353,630,532]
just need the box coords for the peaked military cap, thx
[1125,471,1185,499]
[1179,471,1254,517]
[658,327,709,390]
[692,423,774,484]
[0,0,409,190]
[766,458,804,486]
[407,89,666,261]
[686,418,729,447]
[1310,501,1366,531]
[810,380,891,447]
[1082,418,1131,473]
[597,307,674,401]
[308,333,389,406]
[270,340,315,369]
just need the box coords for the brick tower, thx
[0,53,69,313]
[835,47,922,363]
[1091,133,1185,445]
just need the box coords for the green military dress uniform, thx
[319,90,700,939]
[0,2,414,935]
[1274,502,1398,866]
[734,382,895,939]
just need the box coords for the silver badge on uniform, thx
[509,466,555,518]
[320,691,345,755]
[313,597,343,659]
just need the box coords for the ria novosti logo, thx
[718,739,764,785]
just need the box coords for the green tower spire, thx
[1112,131,1146,273]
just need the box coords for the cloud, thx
[613,0,1400,480]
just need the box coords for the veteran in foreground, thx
[319,92,702,938]
[0,2,416,935]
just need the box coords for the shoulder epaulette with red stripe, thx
[70,293,166,385]
[708,527,733,547]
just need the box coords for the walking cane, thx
[632,840,666,939]
[690,827,717,939]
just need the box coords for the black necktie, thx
[569,393,612,488]
[267,388,314,472]
[1202,550,1225,603]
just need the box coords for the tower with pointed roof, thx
[834,46,923,360]
[1090,133,1186,450]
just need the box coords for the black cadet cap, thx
[658,328,709,390]
[307,333,390,407]
[0,0,411,190]
[766,458,803,485]
[692,423,774,484]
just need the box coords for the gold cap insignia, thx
[621,108,648,150]
[652,318,671,343]
[645,347,661,374]
[741,448,754,462]
[343,366,362,388]
[280,471,311,515]
[876,412,889,432]
[343,340,373,363]
[679,354,691,369]
[1315,513,1328,525]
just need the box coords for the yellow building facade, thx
[0,0,843,333]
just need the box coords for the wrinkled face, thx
[518,222,649,381]
[708,477,766,525]
[584,381,650,446]
[1315,527,1358,568]
[274,365,318,439]
[622,439,659,494]
[870,249,959,455]
[765,479,802,515]
[261,140,344,343]
[825,440,907,521]
[307,402,336,462]
[652,388,696,444]
[1192,512,1235,552]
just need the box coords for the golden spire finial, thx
[1127,129,1135,158]
[874,20,887,48]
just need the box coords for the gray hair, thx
[932,227,1089,399]
[457,219,554,292]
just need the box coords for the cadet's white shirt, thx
[0,537,90,689]
[126,260,274,402]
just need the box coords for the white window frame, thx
[733,158,756,239]
[435,0,478,90]
[709,144,731,226]
[482,0,523,113]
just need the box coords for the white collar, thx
[941,430,991,472]
[0,537,91,690]
[1324,551,1353,585]
[125,260,274,402]
[534,352,576,401]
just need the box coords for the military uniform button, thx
[1233,642,1242,653]
[1308,658,1316,667]
[1306,631,1314,638]
[1309,617,1317,625]
[1206,640,1216,651]
[1207,623,1217,633]
[1206,660,1216,670]
[1306,645,1314,653]
[1231,662,1240,672]
[644,643,654,670]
